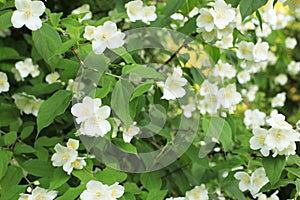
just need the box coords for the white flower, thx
[274,74,288,86]
[0,72,10,93]
[287,61,300,75]
[265,128,299,151]
[236,41,254,61]
[45,72,60,84]
[268,51,277,65]
[83,26,96,40]
[196,8,215,32]
[158,68,187,100]
[271,92,286,108]
[18,194,30,200]
[166,198,185,200]
[249,167,269,195]
[244,109,266,129]
[92,21,125,54]
[237,70,250,84]
[125,0,144,22]
[181,103,196,118]
[70,157,86,171]
[11,0,46,31]
[81,105,111,137]
[285,37,297,49]
[71,96,102,124]
[267,113,292,130]
[185,184,209,200]
[234,171,251,192]
[218,84,242,109]
[51,143,78,175]
[210,0,236,29]
[243,85,258,102]
[189,7,199,18]
[31,98,44,117]
[215,35,233,49]
[255,23,272,38]
[142,6,157,23]
[199,80,218,96]
[249,128,270,156]
[213,60,236,80]
[123,122,140,143]
[71,4,92,23]
[11,68,24,82]
[28,187,57,200]
[80,180,124,200]
[253,41,269,62]
[257,190,280,200]
[15,58,39,79]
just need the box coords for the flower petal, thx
[25,16,42,31]
[30,1,46,16]
[11,11,26,28]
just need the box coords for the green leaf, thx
[0,166,23,189]
[3,131,17,146]
[146,189,167,200]
[72,168,95,184]
[141,173,162,190]
[0,185,26,200]
[0,150,12,179]
[124,182,142,194]
[21,159,54,177]
[130,80,154,101]
[0,103,19,126]
[32,23,62,70]
[20,124,35,140]
[61,17,84,39]
[95,167,127,185]
[262,155,286,185]
[163,0,185,16]
[55,184,85,200]
[49,168,70,190]
[37,90,73,133]
[111,80,134,128]
[113,138,138,154]
[286,167,300,178]
[0,47,21,61]
[225,0,240,7]
[0,11,12,29]
[123,65,164,80]
[295,179,300,195]
[204,45,220,64]
[239,0,268,20]
[35,136,61,147]
[13,143,35,155]
[111,47,136,64]
[55,39,78,55]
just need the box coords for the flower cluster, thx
[80,180,124,200]
[13,58,40,82]
[166,184,209,200]
[45,72,61,84]
[51,138,86,175]
[234,167,269,196]
[71,96,112,137]
[83,21,125,55]
[125,0,157,23]
[18,187,57,200]
[12,92,43,116]
[250,112,300,157]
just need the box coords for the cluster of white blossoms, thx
[166,184,209,200]
[125,0,157,23]
[234,167,269,196]
[12,58,40,82]
[12,92,43,116]
[71,4,92,23]
[45,72,61,84]
[250,112,300,157]
[18,187,57,200]
[80,180,124,200]
[51,139,86,175]
[196,0,238,48]
[244,109,266,129]
[0,72,10,94]
[257,190,280,200]
[271,92,286,108]
[83,21,125,55]
[71,96,112,137]
[198,80,242,114]
[11,0,46,31]
[157,68,187,100]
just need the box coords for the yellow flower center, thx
[25,9,32,18]
[72,160,80,168]
[193,191,200,198]
[0,80,4,86]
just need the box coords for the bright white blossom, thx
[274,74,288,86]
[142,6,157,23]
[237,70,251,84]
[271,92,286,108]
[236,41,254,61]
[218,84,242,109]
[244,109,266,129]
[267,113,292,130]
[287,61,300,75]
[71,4,92,22]
[253,41,269,62]
[91,21,125,54]
[234,171,251,192]
[181,103,196,118]
[285,37,297,49]
[0,72,10,93]
[257,190,280,200]
[196,8,215,32]
[14,58,40,80]
[80,180,124,200]
[125,0,144,22]
[158,68,187,100]
[210,0,236,30]
[45,72,61,84]
[185,184,209,200]
[18,187,57,200]
[83,25,96,40]
[123,122,140,143]
[11,0,46,31]
[249,128,270,156]
[213,60,236,80]
[12,93,43,116]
